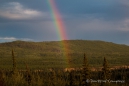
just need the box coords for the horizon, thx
[0,39,129,46]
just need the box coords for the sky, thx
[0,0,129,45]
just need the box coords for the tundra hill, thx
[0,40,129,69]
[0,40,129,53]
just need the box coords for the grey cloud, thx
[0,37,33,43]
[0,0,129,45]
[58,0,129,21]
[0,20,59,41]
[0,2,49,22]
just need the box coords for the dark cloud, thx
[0,2,50,22]
[56,0,129,21]
[0,0,129,45]
[0,0,129,21]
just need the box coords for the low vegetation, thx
[0,40,129,69]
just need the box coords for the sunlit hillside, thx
[0,40,129,69]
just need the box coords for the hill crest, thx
[0,40,129,53]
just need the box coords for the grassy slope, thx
[0,40,129,69]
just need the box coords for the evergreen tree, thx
[25,62,32,86]
[81,53,91,86]
[49,70,57,86]
[101,57,110,86]
[0,70,5,86]
[69,70,74,86]
[12,49,16,74]
[101,57,110,80]
[11,49,21,86]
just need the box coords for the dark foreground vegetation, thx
[0,51,129,86]
[0,67,129,86]
[0,40,129,86]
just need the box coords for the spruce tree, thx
[101,57,110,86]
[12,49,16,74]
[11,49,20,86]
[25,62,32,86]
[81,53,90,86]
[69,70,74,86]
[0,70,5,86]
[101,57,110,80]
[51,71,57,86]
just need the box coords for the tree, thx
[25,62,32,86]
[81,53,91,86]
[100,57,111,86]
[0,70,5,86]
[12,49,16,73]
[69,70,75,86]
[101,57,110,80]
[50,70,58,86]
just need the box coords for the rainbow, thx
[47,0,71,67]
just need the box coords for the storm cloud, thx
[0,0,129,45]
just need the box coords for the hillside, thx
[0,40,129,69]
[0,40,129,53]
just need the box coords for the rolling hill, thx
[0,40,129,69]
